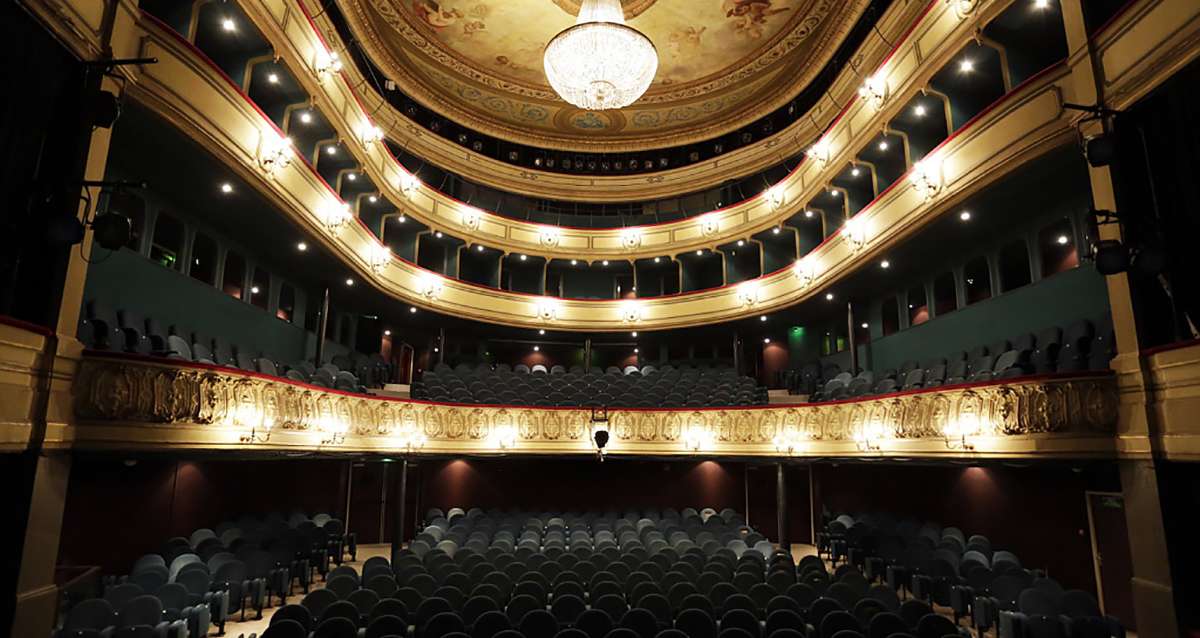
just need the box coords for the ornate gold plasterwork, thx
[72,355,1119,456]
[339,0,870,150]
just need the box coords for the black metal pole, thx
[733,332,741,375]
[391,458,408,564]
[315,286,330,366]
[776,463,789,552]
[584,338,592,373]
[846,301,858,375]
[437,328,446,365]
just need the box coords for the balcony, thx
[73,352,1118,458]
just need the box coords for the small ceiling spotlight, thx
[267,73,279,84]
[250,286,260,294]
[397,215,407,223]
[346,173,357,181]
[533,345,540,352]
[1034,0,1050,8]
[881,260,890,269]
[325,146,338,155]
[1057,234,1070,245]
[825,292,835,301]
[959,58,975,73]
[477,245,484,252]
[914,104,927,117]
[653,257,661,263]
[829,189,840,197]
[772,227,781,234]
[539,329,545,335]
[368,195,378,203]
[960,210,972,221]
[221,17,236,31]
[634,348,639,353]
[878,140,889,151]
[345,278,354,286]
[861,322,869,329]
[519,254,527,261]
[571,259,578,265]
[804,210,814,218]
[297,242,308,251]
[851,167,861,177]
[220,182,233,194]
[300,112,313,124]
[696,249,703,256]
[409,307,417,313]
[435,231,443,238]
[631,331,638,337]
[763,338,771,344]
[760,315,767,322]
[384,329,392,336]
[602,260,609,266]
[737,240,745,246]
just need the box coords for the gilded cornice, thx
[71,354,1120,458]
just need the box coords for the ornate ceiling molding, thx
[271,0,925,202]
[126,16,1075,329]
[341,0,863,151]
[73,354,1119,458]
[233,0,1006,258]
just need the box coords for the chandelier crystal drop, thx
[543,0,658,111]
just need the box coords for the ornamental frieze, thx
[73,357,1118,453]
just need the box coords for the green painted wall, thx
[857,265,1110,373]
[82,249,311,363]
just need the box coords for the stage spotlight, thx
[1085,135,1116,167]
[92,212,131,250]
[1092,240,1128,275]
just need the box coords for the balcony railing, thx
[73,353,1119,458]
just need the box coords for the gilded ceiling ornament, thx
[700,214,720,237]
[858,73,888,111]
[808,138,832,169]
[398,172,421,198]
[736,282,760,307]
[619,302,644,323]
[792,257,817,288]
[256,132,294,177]
[909,158,944,202]
[620,228,643,249]
[841,215,868,252]
[321,201,353,233]
[946,0,979,19]
[765,185,786,211]
[418,274,445,299]
[539,227,561,247]
[461,207,482,230]
[534,297,561,321]
[369,244,393,274]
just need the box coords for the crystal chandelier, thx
[543,0,658,111]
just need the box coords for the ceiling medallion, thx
[543,0,658,110]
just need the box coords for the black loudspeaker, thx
[1085,135,1116,167]
[92,212,131,250]
[1093,240,1129,275]
[91,90,122,129]
[593,429,610,450]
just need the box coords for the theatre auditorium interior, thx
[5,0,1200,637]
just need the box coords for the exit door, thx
[1086,492,1137,631]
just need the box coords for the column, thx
[1060,2,1179,633]
[776,463,789,551]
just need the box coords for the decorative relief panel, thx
[74,357,1119,455]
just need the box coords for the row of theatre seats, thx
[237,507,977,638]
[412,363,768,408]
[817,512,1124,638]
[78,300,389,391]
[788,318,1116,402]
[54,511,358,638]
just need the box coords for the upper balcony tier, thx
[27,0,1197,330]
